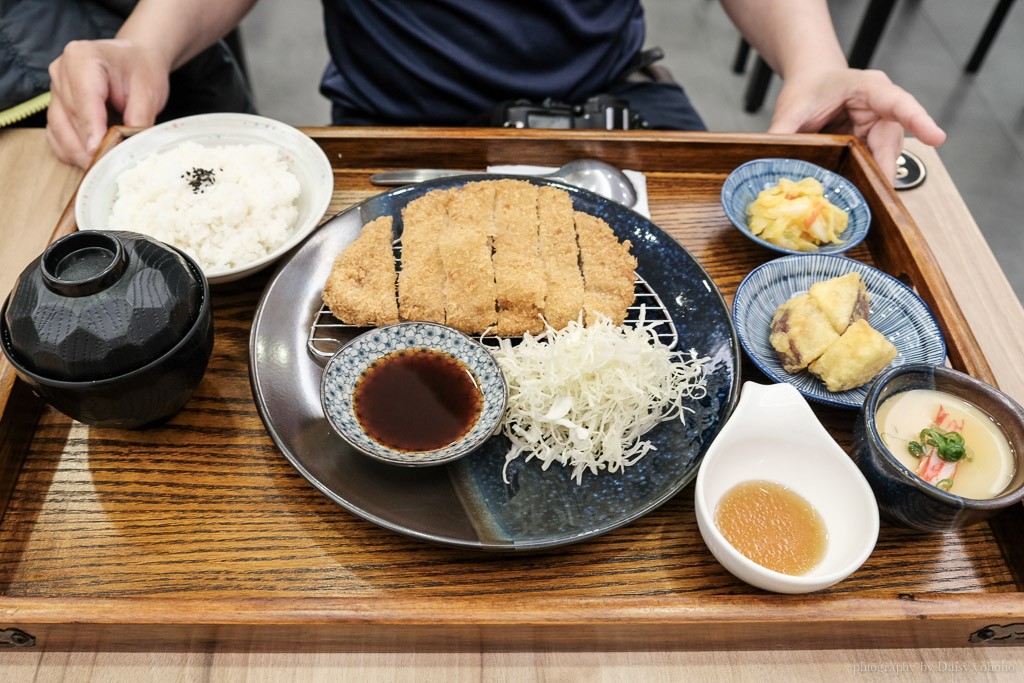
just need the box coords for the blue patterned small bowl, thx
[320,322,507,467]
[721,158,871,256]
[733,254,946,409]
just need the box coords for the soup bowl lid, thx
[1,230,205,382]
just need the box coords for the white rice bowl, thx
[75,113,334,284]
[110,141,300,273]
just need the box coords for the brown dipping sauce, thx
[354,347,482,452]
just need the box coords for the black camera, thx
[491,95,648,130]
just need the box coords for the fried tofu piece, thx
[492,180,546,336]
[574,211,637,326]
[537,186,584,329]
[322,216,399,326]
[440,181,497,333]
[809,319,897,392]
[808,272,871,335]
[398,189,450,323]
[769,293,840,373]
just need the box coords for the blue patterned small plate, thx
[721,158,871,256]
[321,322,507,466]
[733,254,946,409]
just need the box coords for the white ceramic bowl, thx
[695,381,879,593]
[74,113,334,284]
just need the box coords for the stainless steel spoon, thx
[369,159,638,207]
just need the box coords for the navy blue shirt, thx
[320,0,646,124]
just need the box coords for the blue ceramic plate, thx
[321,322,507,466]
[733,254,947,409]
[250,175,740,551]
[721,158,871,256]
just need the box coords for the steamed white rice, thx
[109,141,301,272]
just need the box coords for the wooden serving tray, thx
[1,128,1022,652]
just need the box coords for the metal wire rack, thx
[307,241,678,360]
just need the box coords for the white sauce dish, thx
[695,381,879,593]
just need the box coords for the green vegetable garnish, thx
[936,478,954,490]
[908,427,968,463]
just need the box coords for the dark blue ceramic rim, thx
[250,173,741,551]
[0,237,210,388]
[862,363,1024,509]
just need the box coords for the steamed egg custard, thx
[714,480,828,576]
[877,389,1015,499]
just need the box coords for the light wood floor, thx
[240,0,1024,303]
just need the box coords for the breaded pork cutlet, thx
[322,216,399,326]
[492,180,546,336]
[537,186,584,329]
[397,189,450,323]
[574,211,637,325]
[440,181,497,333]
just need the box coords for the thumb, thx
[121,74,168,129]
[767,92,815,135]
[767,116,801,135]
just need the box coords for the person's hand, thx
[768,68,947,180]
[47,39,171,168]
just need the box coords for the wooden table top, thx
[1,128,1022,680]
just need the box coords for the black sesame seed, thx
[181,167,216,193]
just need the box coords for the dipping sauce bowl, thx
[320,321,506,467]
[695,381,879,594]
[852,363,1024,532]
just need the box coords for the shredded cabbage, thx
[491,311,709,484]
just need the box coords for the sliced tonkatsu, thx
[574,210,637,326]
[322,215,399,327]
[536,185,585,330]
[323,180,637,336]
[439,180,497,333]
[397,189,450,324]
[492,179,546,336]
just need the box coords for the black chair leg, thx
[744,57,773,113]
[966,0,1016,73]
[848,0,898,69]
[733,38,751,74]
